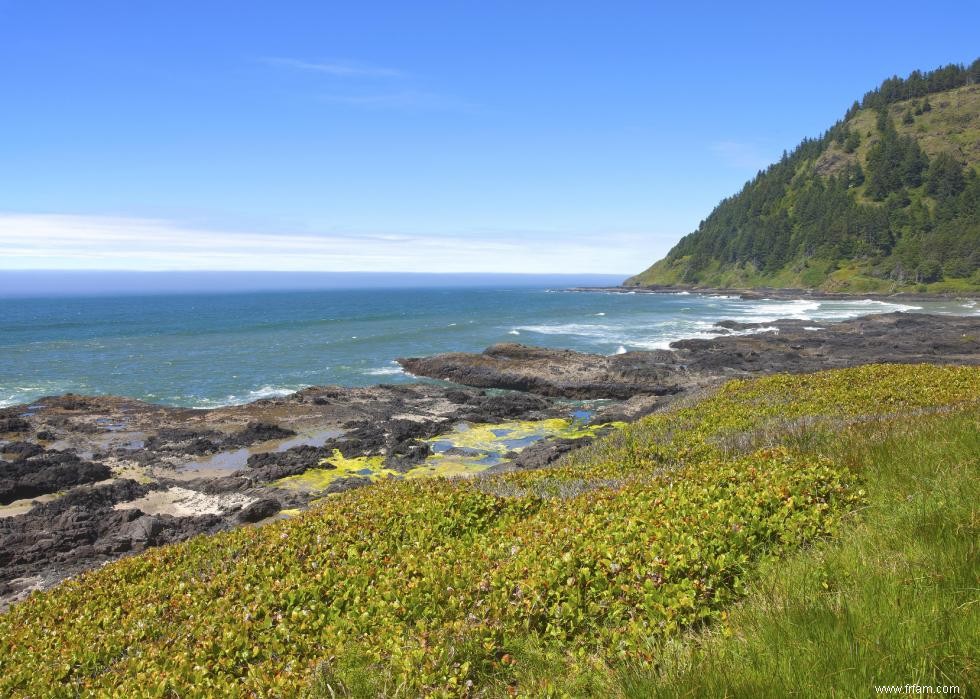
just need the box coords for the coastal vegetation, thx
[0,364,977,696]
[627,60,980,292]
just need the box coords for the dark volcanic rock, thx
[511,436,594,470]
[0,478,224,606]
[676,313,980,374]
[1,441,45,460]
[399,343,687,399]
[144,428,221,456]
[457,391,553,421]
[43,394,94,411]
[0,418,30,434]
[243,444,336,482]
[444,389,473,404]
[118,515,163,546]
[237,497,281,523]
[385,440,432,472]
[0,450,112,505]
[225,422,296,447]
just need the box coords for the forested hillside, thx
[627,60,980,292]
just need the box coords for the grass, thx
[501,409,979,697]
[626,410,979,698]
[0,365,977,697]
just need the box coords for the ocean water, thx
[0,286,976,408]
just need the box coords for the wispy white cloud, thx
[260,56,475,113]
[709,140,774,171]
[0,213,647,274]
[261,57,403,78]
[318,90,477,113]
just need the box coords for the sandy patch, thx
[0,493,61,519]
[115,486,255,517]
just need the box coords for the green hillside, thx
[627,60,980,293]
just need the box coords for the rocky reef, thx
[399,313,980,398]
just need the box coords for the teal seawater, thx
[0,286,975,408]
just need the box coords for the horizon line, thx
[0,269,632,276]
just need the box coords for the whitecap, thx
[614,345,627,355]
[192,385,302,409]
[516,323,630,344]
[0,381,76,408]
[508,330,520,336]
[364,364,406,377]
[737,299,822,322]
[627,323,779,351]
[249,385,298,399]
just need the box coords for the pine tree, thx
[925,152,966,200]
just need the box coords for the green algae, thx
[274,450,398,492]
[273,418,624,493]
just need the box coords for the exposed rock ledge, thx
[399,313,980,398]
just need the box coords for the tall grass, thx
[612,410,979,698]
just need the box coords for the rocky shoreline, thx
[2,311,979,608]
[569,284,980,302]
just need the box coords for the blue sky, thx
[1,1,977,274]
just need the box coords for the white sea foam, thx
[614,345,627,355]
[508,330,520,335]
[248,385,299,400]
[595,312,606,316]
[0,382,76,408]
[364,364,405,377]
[811,299,921,321]
[737,299,822,322]
[627,323,780,350]
[516,323,626,342]
[850,299,921,308]
[192,385,301,408]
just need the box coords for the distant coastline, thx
[571,284,980,302]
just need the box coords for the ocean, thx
[1,280,976,408]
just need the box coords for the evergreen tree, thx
[925,152,966,201]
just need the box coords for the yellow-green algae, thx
[274,450,398,491]
[274,417,623,492]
